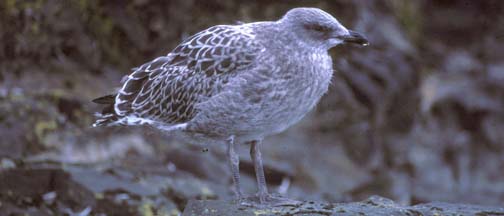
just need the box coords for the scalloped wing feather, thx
[112,25,263,124]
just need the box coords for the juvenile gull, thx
[93,7,368,205]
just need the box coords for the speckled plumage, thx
[93,7,368,204]
[94,25,263,127]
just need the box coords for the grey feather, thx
[93,7,368,145]
[93,7,368,202]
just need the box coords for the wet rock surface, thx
[183,196,504,216]
[1,0,504,215]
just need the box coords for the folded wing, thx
[94,25,263,126]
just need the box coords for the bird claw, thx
[236,193,302,208]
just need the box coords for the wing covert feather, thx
[114,25,263,123]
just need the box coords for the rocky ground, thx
[183,196,504,216]
[1,0,503,215]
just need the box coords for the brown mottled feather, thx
[94,25,263,126]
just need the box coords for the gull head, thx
[279,7,369,49]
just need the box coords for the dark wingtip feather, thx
[92,94,116,104]
[92,94,119,127]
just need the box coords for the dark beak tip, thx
[354,38,370,46]
[345,30,369,46]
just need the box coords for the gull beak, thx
[340,30,369,46]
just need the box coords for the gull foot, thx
[237,193,302,208]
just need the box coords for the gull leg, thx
[250,140,269,203]
[246,140,302,207]
[227,135,243,199]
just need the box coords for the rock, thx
[1,0,504,213]
[0,167,96,215]
[182,196,504,216]
[0,163,182,215]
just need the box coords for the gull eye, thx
[305,24,331,32]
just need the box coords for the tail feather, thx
[92,94,188,131]
[92,113,120,127]
[92,94,120,127]
[92,94,116,104]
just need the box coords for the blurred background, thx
[1,0,503,215]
